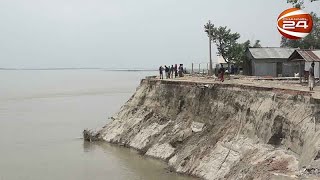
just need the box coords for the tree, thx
[204,22,261,74]
[282,0,320,48]
[252,40,262,48]
[218,40,261,75]
[236,40,261,62]
[211,26,240,68]
[287,0,318,8]
[204,21,214,37]
[281,12,320,49]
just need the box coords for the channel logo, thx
[277,8,313,40]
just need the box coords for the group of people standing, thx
[159,64,184,79]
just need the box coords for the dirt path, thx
[155,75,320,99]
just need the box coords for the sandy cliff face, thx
[96,79,320,179]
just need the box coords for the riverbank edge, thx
[85,78,320,179]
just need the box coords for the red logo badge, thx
[277,8,313,40]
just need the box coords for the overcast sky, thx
[0,0,319,69]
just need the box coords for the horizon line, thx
[0,67,157,71]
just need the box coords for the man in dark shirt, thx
[174,64,178,78]
[165,65,170,79]
[159,66,164,79]
[309,62,315,91]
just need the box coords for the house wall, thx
[247,49,298,77]
[252,61,277,77]
[251,59,299,77]
[282,62,299,77]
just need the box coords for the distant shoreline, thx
[0,68,157,71]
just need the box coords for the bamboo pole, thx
[208,20,213,76]
[191,63,194,75]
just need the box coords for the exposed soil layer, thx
[88,78,320,179]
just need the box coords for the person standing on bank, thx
[309,62,315,91]
[178,64,183,77]
[165,65,170,79]
[174,64,178,78]
[170,65,174,78]
[219,64,225,82]
[159,66,164,79]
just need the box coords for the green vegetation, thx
[211,26,240,66]
[204,22,214,37]
[281,1,320,49]
[204,23,261,69]
[281,13,320,49]
[287,0,318,8]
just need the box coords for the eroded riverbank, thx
[88,77,320,179]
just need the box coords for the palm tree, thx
[204,21,214,76]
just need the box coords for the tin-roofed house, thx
[215,55,234,70]
[288,49,320,82]
[246,47,295,77]
[214,55,235,75]
[217,55,228,67]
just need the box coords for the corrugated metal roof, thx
[297,50,320,62]
[312,50,320,61]
[248,47,295,59]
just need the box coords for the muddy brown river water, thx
[0,70,196,180]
